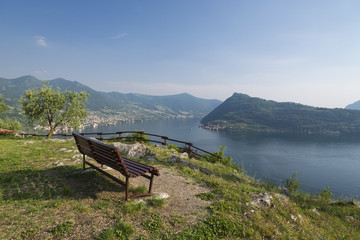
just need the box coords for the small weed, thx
[121,201,147,215]
[49,221,74,237]
[114,221,134,240]
[92,201,111,210]
[196,192,216,201]
[96,221,134,240]
[169,216,186,227]
[168,144,179,152]
[143,214,164,233]
[62,186,72,196]
[96,227,115,240]
[134,185,147,194]
[148,197,165,207]
[21,228,36,239]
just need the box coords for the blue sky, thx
[1,0,360,108]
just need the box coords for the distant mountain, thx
[0,75,221,118]
[346,100,360,110]
[201,93,360,134]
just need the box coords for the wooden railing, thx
[19,131,221,161]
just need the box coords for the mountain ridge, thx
[201,92,360,134]
[0,75,221,120]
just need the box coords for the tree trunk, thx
[47,127,55,139]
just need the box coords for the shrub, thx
[319,187,332,201]
[124,131,150,145]
[286,172,301,194]
[148,197,165,207]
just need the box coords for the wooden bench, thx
[72,132,160,201]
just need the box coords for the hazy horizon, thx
[1,1,360,108]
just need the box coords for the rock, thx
[58,148,68,151]
[147,156,156,161]
[180,152,189,159]
[166,155,180,163]
[23,141,35,144]
[280,187,291,196]
[274,193,290,204]
[251,193,274,208]
[199,167,212,175]
[311,208,320,215]
[347,200,360,207]
[156,192,170,199]
[113,142,156,159]
[178,159,199,170]
[72,154,82,159]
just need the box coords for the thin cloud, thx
[110,33,128,39]
[34,35,48,47]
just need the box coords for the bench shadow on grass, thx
[0,165,127,201]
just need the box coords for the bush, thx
[286,172,301,194]
[124,131,150,144]
[319,187,332,200]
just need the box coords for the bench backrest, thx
[72,132,130,176]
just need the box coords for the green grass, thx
[0,136,359,239]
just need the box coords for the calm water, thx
[83,118,360,199]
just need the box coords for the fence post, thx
[117,132,122,141]
[162,136,168,146]
[99,132,103,141]
[186,142,193,156]
[139,131,144,143]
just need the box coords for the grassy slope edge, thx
[0,136,359,239]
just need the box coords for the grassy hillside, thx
[0,136,359,239]
[201,93,360,133]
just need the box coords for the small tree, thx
[0,94,7,115]
[21,82,89,138]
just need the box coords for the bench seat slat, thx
[123,160,157,175]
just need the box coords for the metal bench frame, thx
[72,132,160,201]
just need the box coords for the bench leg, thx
[83,154,86,170]
[125,177,129,201]
[148,173,154,194]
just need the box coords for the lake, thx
[83,117,360,199]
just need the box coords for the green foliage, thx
[286,172,301,194]
[168,144,179,152]
[21,228,36,239]
[134,185,147,194]
[148,197,165,207]
[0,118,21,131]
[201,92,360,133]
[49,221,74,237]
[21,81,88,138]
[200,146,240,171]
[319,187,332,200]
[96,221,134,240]
[0,94,7,115]
[142,214,164,233]
[96,227,115,240]
[124,131,150,144]
[121,202,147,215]
[196,192,216,201]
[114,221,134,240]
[92,201,111,210]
